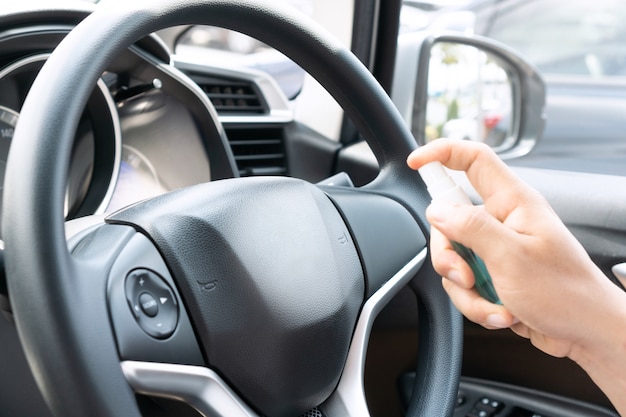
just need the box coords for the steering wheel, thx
[4,1,462,416]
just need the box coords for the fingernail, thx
[485,313,509,329]
[426,201,454,223]
[446,270,465,287]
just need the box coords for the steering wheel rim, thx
[4,1,462,416]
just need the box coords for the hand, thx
[407,140,620,360]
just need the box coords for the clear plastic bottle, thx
[419,161,501,305]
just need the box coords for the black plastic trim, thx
[400,374,618,417]
[107,232,205,366]
[323,187,426,297]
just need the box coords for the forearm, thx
[569,281,626,416]
[573,347,626,415]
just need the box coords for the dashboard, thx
[0,6,294,233]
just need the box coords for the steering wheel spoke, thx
[122,361,257,417]
[321,248,427,417]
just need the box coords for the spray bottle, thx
[419,161,501,305]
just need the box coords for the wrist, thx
[569,285,626,362]
[567,279,626,415]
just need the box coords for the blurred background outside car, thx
[175,0,626,176]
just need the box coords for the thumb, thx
[426,201,511,259]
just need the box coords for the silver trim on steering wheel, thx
[320,248,427,416]
[121,248,427,417]
[122,361,257,416]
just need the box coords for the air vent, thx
[226,127,287,177]
[196,76,266,114]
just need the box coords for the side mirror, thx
[392,32,546,159]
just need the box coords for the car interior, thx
[0,1,624,417]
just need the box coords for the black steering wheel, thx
[4,1,462,416]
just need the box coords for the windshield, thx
[173,0,313,99]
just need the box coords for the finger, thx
[442,278,517,329]
[427,200,515,262]
[510,322,530,339]
[407,139,529,203]
[429,226,475,289]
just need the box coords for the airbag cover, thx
[108,177,364,416]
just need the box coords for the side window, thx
[486,0,626,78]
